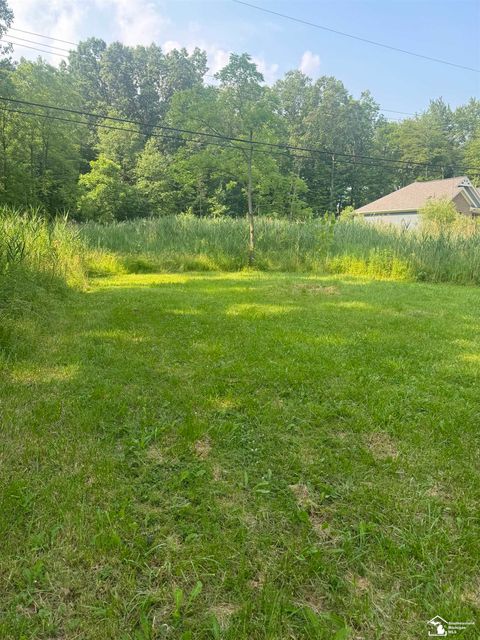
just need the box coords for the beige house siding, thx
[452,192,471,216]
[364,212,419,228]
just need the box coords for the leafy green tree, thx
[159,47,207,106]
[68,38,108,112]
[453,99,480,145]
[1,60,83,211]
[135,139,183,215]
[272,71,313,216]
[391,99,459,183]
[77,155,143,221]
[463,131,480,185]
[96,116,144,181]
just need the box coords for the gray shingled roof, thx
[355,177,471,214]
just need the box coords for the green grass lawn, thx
[1,272,480,639]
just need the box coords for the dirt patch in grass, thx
[242,510,258,530]
[210,603,239,628]
[309,513,337,542]
[145,445,165,463]
[348,573,371,595]
[295,589,326,615]
[212,463,223,481]
[247,571,266,590]
[367,432,399,460]
[293,284,340,295]
[462,580,480,608]
[289,483,314,509]
[289,484,337,542]
[194,437,211,459]
[425,482,452,501]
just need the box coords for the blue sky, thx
[7,0,480,118]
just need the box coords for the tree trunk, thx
[247,129,255,266]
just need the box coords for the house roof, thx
[355,176,475,215]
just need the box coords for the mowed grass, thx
[1,272,480,639]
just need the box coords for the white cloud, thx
[163,39,182,54]
[97,0,169,46]
[252,56,279,84]
[299,50,321,77]
[7,0,169,64]
[162,39,231,76]
[208,46,231,74]
[8,0,85,62]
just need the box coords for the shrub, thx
[419,198,458,233]
[338,205,357,221]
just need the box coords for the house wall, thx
[452,192,471,216]
[363,212,419,229]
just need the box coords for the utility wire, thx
[9,27,78,46]
[0,106,264,155]
[5,35,73,53]
[2,102,477,176]
[0,104,334,165]
[0,39,68,58]
[0,108,237,180]
[232,0,480,73]
[0,95,474,174]
[0,104,446,173]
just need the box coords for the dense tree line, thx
[0,29,478,220]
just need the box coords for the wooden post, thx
[289,160,300,219]
[330,153,336,212]
[247,129,255,266]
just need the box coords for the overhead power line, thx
[5,35,73,53]
[9,27,78,47]
[0,105,329,168]
[0,105,239,149]
[0,95,476,175]
[0,100,363,167]
[3,104,464,175]
[232,0,480,73]
[0,39,68,58]
[0,95,422,165]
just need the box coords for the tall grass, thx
[79,215,480,285]
[80,215,334,274]
[0,208,85,353]
[331,221,480,284]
